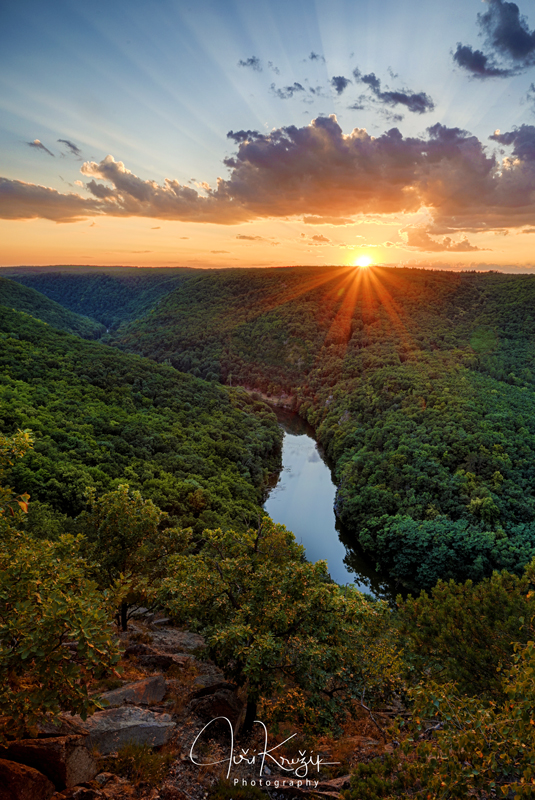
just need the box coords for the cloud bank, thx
[5,117,535,247]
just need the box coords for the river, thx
[264,410,397,601]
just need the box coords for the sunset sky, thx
[3,0,535,270]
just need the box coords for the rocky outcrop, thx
[1,736,97,790]
[0,758,55,800]
[99,676,166,709]
[76,707,176,755]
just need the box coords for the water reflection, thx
[264,409,398,602]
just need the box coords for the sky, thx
[2,0,535,270]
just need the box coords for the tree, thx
[160,517,401,732]
[79,484,189,631]
[0,432,121,740]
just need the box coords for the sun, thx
[355,255,373,268]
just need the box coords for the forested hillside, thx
[109,266,535,588]
[0,275,104,338]
[0,306,281,534]
[2,266,195,328]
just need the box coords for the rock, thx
[0,758,55,800]
[1,736,97,790]
[149,630,204,653]
[136,654,192,672]
[150,618,171,628]
[191,675,234,693]
[124,644,154,657]
[99,676,166,709]
[188,688,243,727]
[124,644,191,671]
[36,717,89,739]
[74,708,176,755]
[93,773,115,787]
[191,681,238,699]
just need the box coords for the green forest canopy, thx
[5,264,535,589]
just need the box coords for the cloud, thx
[331,76,351,95]
[151,226,161,229]
[270,82,305,99]
[236,234,264,240]
[238,56,262,72]
[8,116,535,235]
[452,44,512,77]
[453,0,535,78]
[211,250,230,253]
[227,129,263,143]
[58,138,82,157]
[520,227,535,233]
[404,226,486,252]
[302,215,355,225]
[309,52,325,63]
[27,139,54,157]
[310,234,331,244]
[352,68,435,113]
[268,61,280,75]
[0,177,101,222]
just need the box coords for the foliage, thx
[398,566,535,696]
[111,743,173,787]
[101,265,535,588]
[360,515,535,591]
[79,483,189,629]
[401,635,535,798]
[0,433,121,740]
[2,265,194,329]
[0,276,104,338]
[0,306,281,531]
[160,517,402,731]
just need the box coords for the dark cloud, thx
[8,116,535,235]
[453,0,535,78]
[211,250,230,253]
[311,234,330,243]
[352,69,435,113]
[151,226,161,229]
[267,61,280,75]
[270,82,305,99]
[236,234,264,240]
[227,129,264,143]
[57,138,82,157]
[331,75,351,95]
[27,139,54,157]
[490,124,535,160]
[452,44,512,77]
[238,56,262,72]
[309,52,325,63]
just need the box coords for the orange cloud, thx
[3,118,535,238]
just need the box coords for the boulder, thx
[124,644,191,671]
[188,687,243,727]
[1,736,97,790]
[150,630,204,653]
[0,758,55,800]
[75,707,176,755]
[99,676,166,709]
